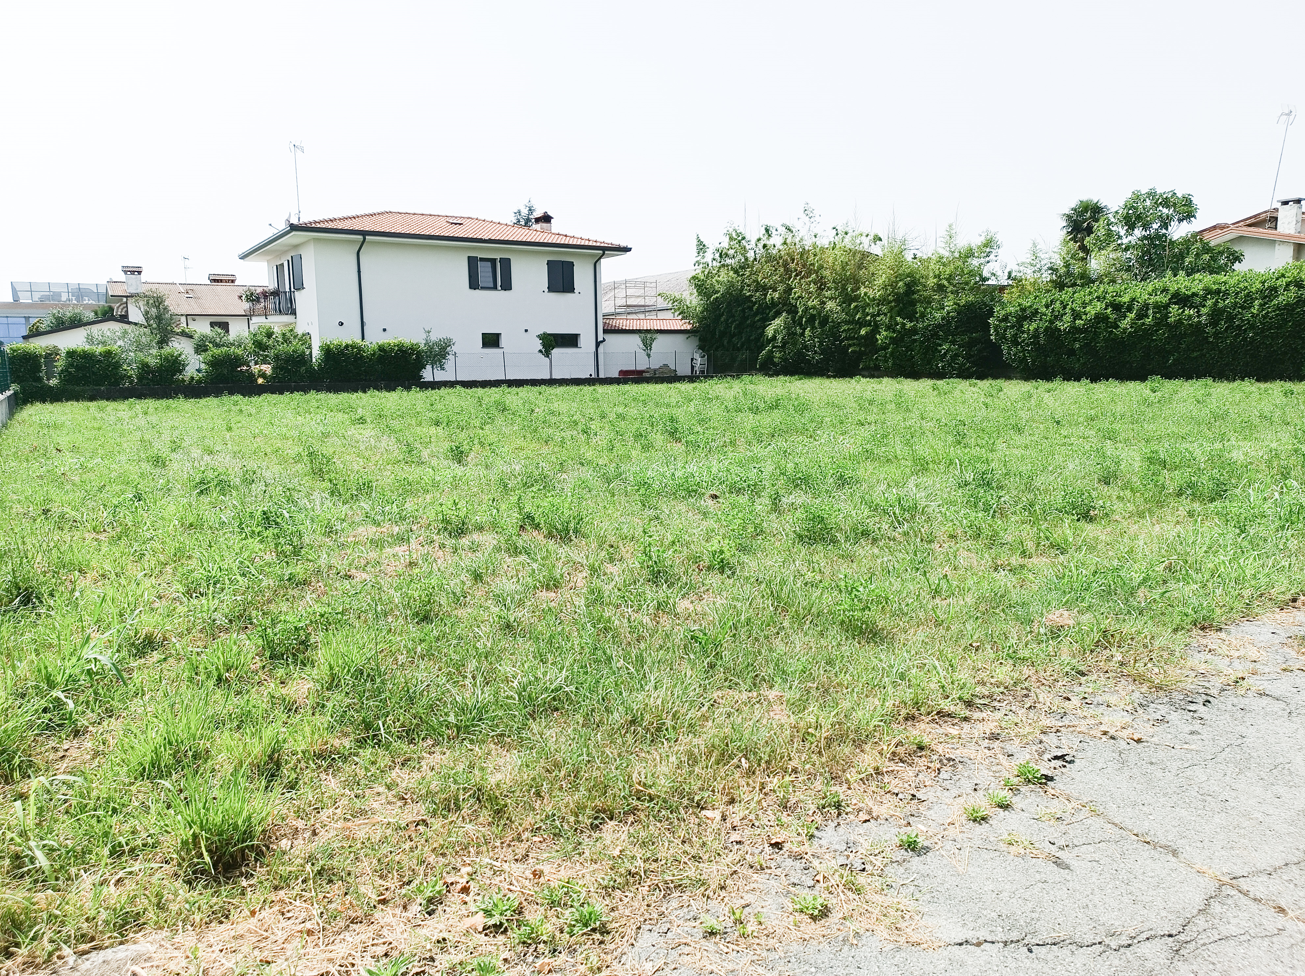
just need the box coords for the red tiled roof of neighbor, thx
[603,317,693,332]
[294,212,629,251]
[1198,224,1305,245]
[106,280,254,316]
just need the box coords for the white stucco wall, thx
[1227,235,1288,271]
[23,323,198,372]
[600,331,701,374]
[249,235,619,378]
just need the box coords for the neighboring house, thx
[107,267,290,336]
[602,316,703,374]
[601,269,702,373]
[1197,197,1305,271]
[238,210,631,379]
[21,315,200,367]
[3,280,110,345]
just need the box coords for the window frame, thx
[551,333,581,348]
[210,321,230,335]
[477,258,498,290]
[481,332,502,349]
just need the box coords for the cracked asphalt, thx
[626,609,1305,975]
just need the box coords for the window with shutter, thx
[561,261,575,293]
[275,262,287,291]
[467,255,481,289]
[290,254,304,290]
[478,258,497,289]
[547,260,563,292]
[498,257,512,290]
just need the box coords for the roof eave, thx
[242,223,631,258]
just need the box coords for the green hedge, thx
[371,339,424,382]
[315,340,373,382]
[316,339,423,382]
[57,347,125,387]
[269,344,314,384]
[200,347,253,384]
[135,347,188,386]
[992,265,1305,380]
[6,344,49,386]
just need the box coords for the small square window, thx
[478,258,497,289]
[551,333,580,348]
[210,321,230,334]
[482,332,501,348]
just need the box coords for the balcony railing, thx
[245,289,296,317]
[271,289,296,315]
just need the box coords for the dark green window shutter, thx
[547,260,563,292]
[290,254,304,290]
[499,257,512,291]
[467,256,480,289]
[561,261,575,293]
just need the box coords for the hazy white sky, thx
[3,0,1301,286]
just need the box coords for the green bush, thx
[134,347,188,386]
[57,346,125,387]
[992,264,1305,380]
[6,344,49,386]
[372,339,424,382]
[201,346,253,385]
[268,344,313,383]
[316,340,374,382]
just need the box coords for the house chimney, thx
[533,211,554,233]
[1278,198,1304,235]
[208,273,237,284]
[122,266,143,295]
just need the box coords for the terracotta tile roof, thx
[602,316,694,333]
[107,281,254,316]
[1198,225,1305,245]
[290,211,629,251]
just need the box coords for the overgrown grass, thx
[2,376,1305,957]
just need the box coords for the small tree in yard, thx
[131,288,181,349]
[537,331,556,379]
[638,329,658,368]
[421,329,455,378]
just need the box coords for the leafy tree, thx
[512,200,537,227]
[637,329,657,367]
[92,304,115,319]
[1061,199,1110,258]
[421,329,455,377]
[1090,188,1239,281]
[131,288,182,349]
[31,307,93,333]
[536,331,556,379]
[84,325,165,376]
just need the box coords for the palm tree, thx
[1061,199,1110,258]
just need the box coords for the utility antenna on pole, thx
[289,141,305,222]
[1271,108,1295,208]
[182,255,191,284]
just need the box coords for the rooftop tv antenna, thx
[289,141,305,222]
[1271,108,1295,208]
[182,255,191,284]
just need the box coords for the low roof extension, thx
[240,211,631,261]
[1198,208,1305,247]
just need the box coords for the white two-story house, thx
[239,210,631,379]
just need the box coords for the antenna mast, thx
[1271,109,1295,208]
[182,255,191,284]
[289,142,305,222]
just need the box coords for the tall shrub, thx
[316,341,374,382]
[7,344,49,387]
[269,344,314,383]
[992,264,1305,380]
[134,347,188,386]
[371,339,424,382]
[201,347,253,384]
[57,347,125,387]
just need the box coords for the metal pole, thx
[503,349,507,379]
[453,352,457,381]
[1272,110,1296,208]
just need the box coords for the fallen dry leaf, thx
[701,810,721,821]
[463,912,486,932]
[767,836,786,848]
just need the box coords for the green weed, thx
[791,893,829,920]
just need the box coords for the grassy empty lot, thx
[2,376,1305,966]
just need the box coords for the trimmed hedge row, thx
[992,264,1305,380]
[315,340,424,383]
